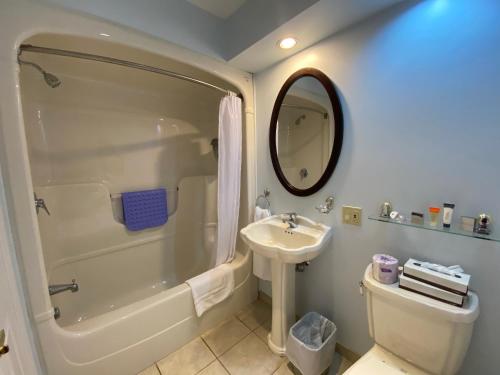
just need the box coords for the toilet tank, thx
[363,264,479,375]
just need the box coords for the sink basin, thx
[240,215,332,264]
[240,214,333,355]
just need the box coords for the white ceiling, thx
[41,0,407,73]
[186,0,247,19]
[229,0,406,72]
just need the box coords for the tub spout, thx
[49,279,79,296]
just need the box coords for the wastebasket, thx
[286,312,337,375]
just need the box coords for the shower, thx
[17,54,61,88]
[13,36,253,375]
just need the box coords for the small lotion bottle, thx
[442,203,455,228]
[428,207,440,227]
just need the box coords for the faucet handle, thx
[71,279,79,293]
[282,212,297,221]
[34,193,50,216]
[315,196,334,214]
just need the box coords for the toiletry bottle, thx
[429,207,440,227]
[443,203,455,228]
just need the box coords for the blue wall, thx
[254,0,500,373]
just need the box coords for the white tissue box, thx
[399,273,465,307]
[403,258,470,295]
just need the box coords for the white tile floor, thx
[137,300,353,375]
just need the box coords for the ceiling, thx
[40,0,408,73]
[228,0,407,72]
[186,0,247,19]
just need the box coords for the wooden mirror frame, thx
[269,68,344,196]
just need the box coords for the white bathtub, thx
[29,179,256,375]
[35,249,255,375]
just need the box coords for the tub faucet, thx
[282,212,298,229]
[49,279,79,296]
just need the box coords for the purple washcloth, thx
[122,188,168,231]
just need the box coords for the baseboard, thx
[257,291,361,363]
[335,342,361,363]
[258,290,272,306]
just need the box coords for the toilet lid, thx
[344,345,429,375]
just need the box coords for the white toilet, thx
[345,264,479,375]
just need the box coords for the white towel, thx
[252,207,272,281]
[186,264,234,317]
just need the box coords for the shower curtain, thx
[216,94,242,265]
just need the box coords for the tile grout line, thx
[155,302,273,375]
[216,358,232,375]
[200,334,234,375]
[202,314,274,374]
[154,362,162,375]
[203,322,254,357]
[192,358,217,375]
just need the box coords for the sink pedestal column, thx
[268,259,295,355]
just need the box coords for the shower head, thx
[42,71,61,88]
[294,114,306,125]
[18,56,61,88]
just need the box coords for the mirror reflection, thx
[276,77,333,190]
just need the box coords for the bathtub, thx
[30,179,256,375]
[36,251,257,375]
[35,249,255,375]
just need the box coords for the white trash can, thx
[286,312,337,375]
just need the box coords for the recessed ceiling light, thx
[278,37,297,49]
[99,33,111,37]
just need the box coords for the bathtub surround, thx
[254,0,500,372]
[216,94,243,265]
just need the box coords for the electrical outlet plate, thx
[343,205,362,226]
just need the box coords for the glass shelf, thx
[368,215,500,243]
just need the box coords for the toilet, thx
[345,264,479,375]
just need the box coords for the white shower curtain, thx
[216,94,242,265]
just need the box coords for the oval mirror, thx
[269,68,343,196]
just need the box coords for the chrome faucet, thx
[34,193,50,216]
[49,279,79,296]
[315,196,334,214]
[282,212,298,229]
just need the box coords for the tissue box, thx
[403,258,470,295]
[399,274,465,307]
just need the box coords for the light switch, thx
[342,205,362,226]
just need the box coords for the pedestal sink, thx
[240,214,332,355]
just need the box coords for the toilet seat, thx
[344,345,430,375]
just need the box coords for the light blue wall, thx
[254,1,500,373]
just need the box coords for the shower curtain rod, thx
[18,44,240,97]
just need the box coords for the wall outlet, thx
[342,205,362,226]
